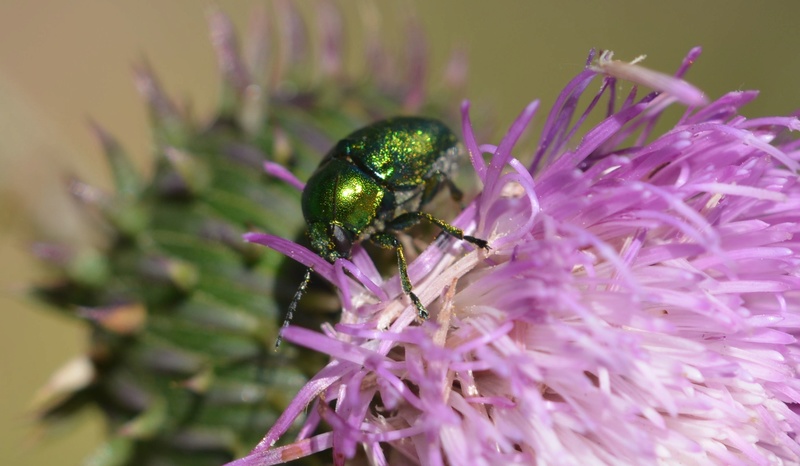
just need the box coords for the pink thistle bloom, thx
[238,48,800,465]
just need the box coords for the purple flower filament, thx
[238,48,800,466]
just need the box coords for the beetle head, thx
[307,221,354,263]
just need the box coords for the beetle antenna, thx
[275,266,313,350]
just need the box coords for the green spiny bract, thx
[32,5,468,466]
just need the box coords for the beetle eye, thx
[330,224,352,257]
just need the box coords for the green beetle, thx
[279,117,488,346]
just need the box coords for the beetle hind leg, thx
[421,173,464,206]
[370,232,428,319]
[445,179,464,203]
[387,211,490,250]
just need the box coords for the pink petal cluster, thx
[239,48,800,465]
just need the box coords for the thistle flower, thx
[240,48,800,465]
[32,5,469,465]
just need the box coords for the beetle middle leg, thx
[386,212,489,250]
[370,232,428,319]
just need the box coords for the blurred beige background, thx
[2,1,800,464]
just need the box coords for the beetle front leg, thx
[370,232,428,319]
[387,212,490,250]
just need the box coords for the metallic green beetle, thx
[279,117,489,347]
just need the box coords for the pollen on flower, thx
[592,49,708,108]
[239,48,800,466]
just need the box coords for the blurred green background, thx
[2,1,799,464]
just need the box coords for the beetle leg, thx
[387,212,490,250]
[370,232,428,319]
[420,175,444,206]
[421,173,464,206]
[444,179,464,203]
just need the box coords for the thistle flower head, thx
[242,48,800,465]
[32,4,478,465]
